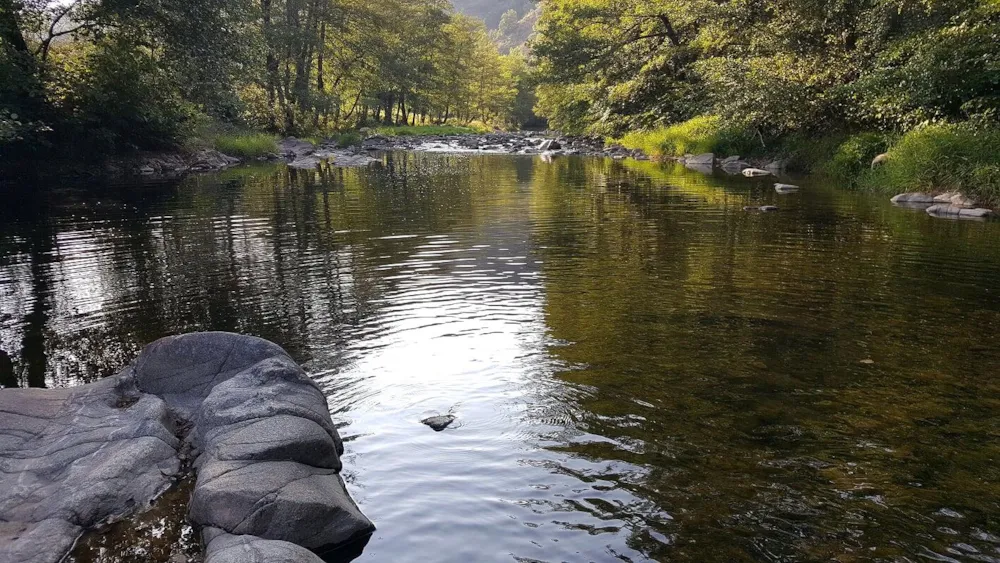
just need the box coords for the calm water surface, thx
[2,154,1000,562]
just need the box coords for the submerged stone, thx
[421,414,457,431]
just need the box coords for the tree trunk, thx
[0,0,29,54]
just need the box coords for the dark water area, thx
[2,154,1000,562]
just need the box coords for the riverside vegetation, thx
[532,0,1000,205]
[1,0,999,203]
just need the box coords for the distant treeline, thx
[0,0,536,156]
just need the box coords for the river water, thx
[2,153,1000,562]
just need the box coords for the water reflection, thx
[2,154,1000,561]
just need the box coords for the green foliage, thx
[330,131,362,148]
[213,133,278,159]
[820,133,896,181]
[850,2,1000,129]
[53,38,198,152]
[860,123,1000,205]
[532,0,995,138]
[371,124,489,137]
[1,0,532,159]
[616,116,756,159]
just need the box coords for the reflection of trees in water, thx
[0,154,531,388]
[530,159,1000,560]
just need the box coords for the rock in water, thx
[421,415,456,432]
[926,205,993,219]
[891,193,936,204]
[0,332,374,563]
[684,153,714,166]
[774,183,800,194]
[742,168,772,177]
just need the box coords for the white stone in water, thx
[775,183,800,193]
[891,193,936,204]
[743,168,772,177]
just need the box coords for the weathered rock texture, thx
[0,332,373,563]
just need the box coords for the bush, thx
[616,116,758,159]
[860,123,1000,205]
[52,38,195,153]
[330,131,362,147]
[213,132,277,159]
[819,133,896,180]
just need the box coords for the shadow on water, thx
[3,154,1000,561]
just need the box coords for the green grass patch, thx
[859,123,1000,205]
[370,124,489,137]
[615,116,759,159]
[213,132,278,159]
[329,131,362,148]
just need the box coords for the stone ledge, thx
[0,332,373,563]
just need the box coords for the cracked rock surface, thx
[0,332,373,563]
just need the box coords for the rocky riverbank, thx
[0,332,373,563]
[359,131,648,159]
[104,132,652,178]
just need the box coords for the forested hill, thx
[450,0,534,29]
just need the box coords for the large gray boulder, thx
[0,332,373,563]
[204,532,325,563]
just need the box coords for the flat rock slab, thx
[0,332,373,563]
[926,204,993,219]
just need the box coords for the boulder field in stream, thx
[0,332,373,563]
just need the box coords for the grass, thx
[859,123,1000,205]
[370,124,490,137]
[615,116,758,159]
[328,131,362,148]
[212,132,278,159]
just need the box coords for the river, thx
[2,153,1000,562]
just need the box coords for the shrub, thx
[616,116,757,159]
[819,132,896,180]
[330,131,362,147]
[860,123,1000,205]
[213,132,277,158]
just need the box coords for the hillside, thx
[493,6,540,54]
[450,0,534,29]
